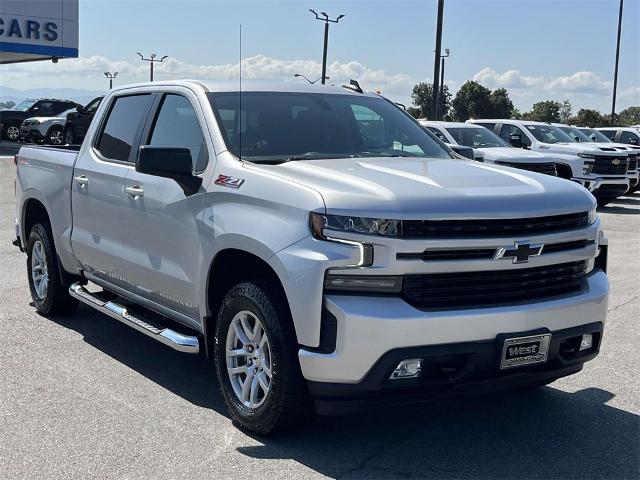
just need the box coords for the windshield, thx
[208,92,452,162]
[445,126,508,148]
[559,126,593,143]
[12,99,37,111]
[579,128,611,143]
[524,124,574,144]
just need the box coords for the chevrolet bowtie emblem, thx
[494,241,544,264]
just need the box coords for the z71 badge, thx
[215,174,245,189]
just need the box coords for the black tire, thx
[214,281,311,435]
[46,126,64,145]
[64,126,75,145]
[596,197,614,207]
[26,223,78,316]
[2,123,20,142]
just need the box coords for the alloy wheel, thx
[49,129,64,145]
[226,310,273,409]
[6,126,19,141]
[31,240,49,300]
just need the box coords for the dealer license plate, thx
[500,334,551,369]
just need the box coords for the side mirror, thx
[509,133,523,148]
[76,105,84,113]
[448,144,475,160]
[136,146,202,195]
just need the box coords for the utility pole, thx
[432,0,445,120]
[610,0,624,125]
[136,52,168,82]
[309,10,344,85]
[439,48,450,117]
[104,71,118,89]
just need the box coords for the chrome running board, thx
[69,283,199,354]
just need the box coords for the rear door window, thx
[96,94,153,162]
[600,130,617,141]
[146,94,208,172]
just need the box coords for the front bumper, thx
[299,269,608,385]
[309,322,602,415]
[19,126,45,142]
[575,176,629,197]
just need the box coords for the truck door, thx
[120,92,210,321]
[71,93,154,287]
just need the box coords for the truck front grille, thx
[402,261,587,309]
[592,156,628,175]
[628,159,638,172]
[495,161,557,176]
[401,212,589,238]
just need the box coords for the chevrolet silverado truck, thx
[13,81,609,435]
[468,119,630,206]
[420,120,560,176]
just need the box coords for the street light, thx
[294,73,329,84]
[431,0,445,119]
[610,0,624,125]
[136,52,168,82]
[435,48,451,120]
[309,9,344,85]
[104,71,118,89]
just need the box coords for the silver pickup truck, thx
[13,80,609,435]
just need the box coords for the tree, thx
[618,106,640,126]
[451,81,493,121]
[525,100,562,122]
[559,100,572,123]
[488,88,516,118]
[569,109,609,127]
[408,82,451,120]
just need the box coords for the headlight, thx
[588,207,597,225]
[30,120,40,125]
[577,153,596,159]
[309,212,400,238]
[324,274,403,293]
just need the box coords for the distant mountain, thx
[0,86,107,107]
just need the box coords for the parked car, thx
[555,124,639,193]
[468,119,630,206]
[421,121,559,176]
[63,96,103,144]
[19,108,76,145]
[596,127,640,146]
[14,80,608,435]
[0,98,80,141]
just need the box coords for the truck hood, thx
[539,142,620,156]
[255,157,594,219]
[23,116,64,124]
[476,147,553,163]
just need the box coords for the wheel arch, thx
[555,163,574,180]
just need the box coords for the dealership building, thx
[0,0,78,64]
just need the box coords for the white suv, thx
[597,127,640,146]
[468,119,630,206]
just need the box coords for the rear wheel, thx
[46,126,64,145]
[26,223,78,315]
[214,281,311,435]
[3,124,20,141]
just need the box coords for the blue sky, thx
[2,0,639,112]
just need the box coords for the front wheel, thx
[46,126,64,145]
[26,223,78,315]
[214,281,311,435]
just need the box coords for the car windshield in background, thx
[207,92,452,162]
[445,127,508,148]
[579,128,612,143]
[13,99,37,111]
[524,124,574,144]
[559,126,593,143]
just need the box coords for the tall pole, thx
[432,0,445,120]
[137,53,168,82]
[104,72,118,90]
[309,10,344,85]
[439,49,450,119]
[610,0,624,125]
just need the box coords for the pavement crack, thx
[608,295,638,314]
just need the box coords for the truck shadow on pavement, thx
[51,305,639,480]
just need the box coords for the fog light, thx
[579,334,593,351]
[390,359,422,379]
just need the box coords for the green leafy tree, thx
[526,100,562,122]
[618,106,640,126]
[569,109,609,127]
[559,100,572,123]
[451,81,493,121]
[408,82,451,120]
[488,88,516,118]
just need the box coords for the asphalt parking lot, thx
[0,155,638,479]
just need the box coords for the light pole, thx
[309,10,344,85]
[104,71,118,89]
[436,49,450,119]
[136,52,168,82]
[610,0,624,125]
[294,73,328,84]
[431,0,445,119]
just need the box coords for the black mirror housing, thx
[137,146,201,195]
[76,105,84,113]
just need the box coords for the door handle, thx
[125,185,144,199]
[74,175,89,187]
